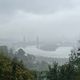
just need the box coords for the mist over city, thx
[0,0,80,80]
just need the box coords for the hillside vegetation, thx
[0,52,35,80]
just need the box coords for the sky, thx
[0,0,80,42]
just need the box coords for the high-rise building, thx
[36,36,39,48]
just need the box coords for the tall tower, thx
[36,36,39,48]
[23,36,26,43]
[22,36,26,48]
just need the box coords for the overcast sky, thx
[0,0,80,42]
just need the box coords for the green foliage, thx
[59,63,75,80]
[69,52,80,80]
[0,53,34,80]
[47,62,75,80]
[46,52,79,80]
[46,51,80,80]
[47,63,59,80]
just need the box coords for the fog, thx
[1,1,80,79]
[0,0,80,42]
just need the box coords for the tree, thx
[47,63,59,80]
[0,50,35,80]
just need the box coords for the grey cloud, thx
[0,0,75,14]
[0,0,80,42]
